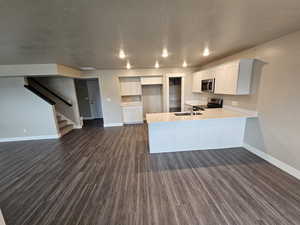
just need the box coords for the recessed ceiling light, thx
[203,47,210,57]
[155,61,160,68]
[126,61,131,70]
[182,61,187,68]
[80,67,96,71]
[162,48,169,58]
[119,49,126,59]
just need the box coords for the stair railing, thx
[29,78,72,107]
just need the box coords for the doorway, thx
[168,77,182,112]
[164,74,185,113]
[75,78,103,127]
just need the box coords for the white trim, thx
[0,135,60,143]
[104,123,123,127]
[165,73,185,112]
[243,143,300,180]
[74,125,82,129]
[0,209,6,225]
[124,121,143,125]
[223,105,258,117]
[51,106,60,135]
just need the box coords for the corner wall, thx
[0,77,59,141]
[198,30,300,171]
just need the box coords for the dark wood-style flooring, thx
[1,122,300,225]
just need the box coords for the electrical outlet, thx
[106,98,111,102]
[232,101,239,106]
[23,129,27,133]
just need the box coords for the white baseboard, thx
[243,143,300,180]
[104,123,123,127]
[124,121,144,125]
[74,125,82,129]
[0,135,60,143]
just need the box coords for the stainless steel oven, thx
[201,78,215,93]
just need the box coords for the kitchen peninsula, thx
[146,108,257,153]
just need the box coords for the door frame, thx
[165,73,185,112]
[86,79,102,119]
[75,75,105,126]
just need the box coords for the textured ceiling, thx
[1,0,300,69]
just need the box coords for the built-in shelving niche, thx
[142,84,163,117]
[121,95,142,104]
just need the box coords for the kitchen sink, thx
[174,112,202,116]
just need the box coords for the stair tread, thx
[60,124,73,130]
[58,120,68,129]
[60,124,74,137]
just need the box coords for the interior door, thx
[87,80,103,119]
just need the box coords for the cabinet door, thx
[192,72,202,93]
[214,62,238,95]
[123,106,143,123]
[201,69,215,80]
[141,76,163,85]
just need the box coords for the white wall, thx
[36,77,81,128]
[83,68,197,126]
[198,30,300,171]
[0,77,59,141]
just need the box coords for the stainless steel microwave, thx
[201,78,215,93]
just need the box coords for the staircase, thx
[56,114,74,137]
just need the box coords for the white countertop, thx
[146,108,257,123]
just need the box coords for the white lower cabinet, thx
[122,106,143,124]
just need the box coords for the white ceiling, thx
[1,0,300,69]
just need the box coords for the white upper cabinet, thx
[214,62,239,95]
[119,77,142,96]
[141,76,163,85]
[202,68,215,80]
[214,59,254,95]
[192,59,254,95]
[192,72,202,93]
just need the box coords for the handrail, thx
[29,78,72,107]
[24,85,56,105]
